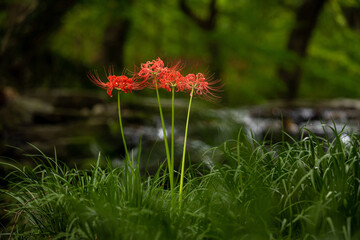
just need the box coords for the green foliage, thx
[2,0,360,102]
[1,130,360,239]
[301,0,360,99]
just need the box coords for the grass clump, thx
[1,129,360,239]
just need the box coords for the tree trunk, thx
[0,0,77,89]
[101,18,132,70]
[179,0,222,80]
[278,0,327,100]
[342,6,360,33]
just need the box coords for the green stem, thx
[179,88,194,209]
[171,88,175,204]
[154,80,173,195]
[118,92,132,169]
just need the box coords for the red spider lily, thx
[158,68,190,92]
[135,58,223,100]
[137,58,167,81]
[137,58,190,92]
[185,73,222,102]
[110,75,135,94]
[88,69,141,97]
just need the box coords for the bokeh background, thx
[1,0,360,167]
[2,0,360,102]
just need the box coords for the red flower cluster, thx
[158,68,188,92]
[136,58,222,101]
[88,70,140,97]
[185,73,221,101]
[137,58,166,81]
[89,58,222,101]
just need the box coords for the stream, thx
[1,89,359,172]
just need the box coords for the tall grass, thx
[1,129,360,239]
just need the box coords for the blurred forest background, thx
[1,0,360,105]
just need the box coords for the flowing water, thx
[1,89,359,172]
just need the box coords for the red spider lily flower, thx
[137,59,189,92]
[135,58,222,100]
[111,75,136,94]
[185,73,222,102]
[137,58,167,81]
[88,69,141,97]
[158,68,189,92]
